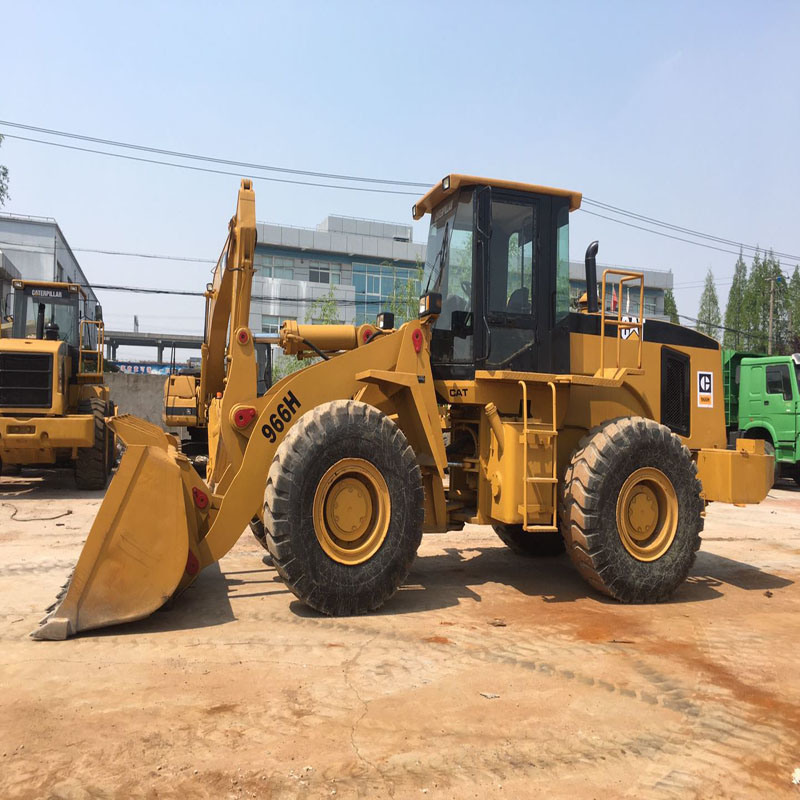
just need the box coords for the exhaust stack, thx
[585,241,599,313]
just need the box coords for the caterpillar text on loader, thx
[1,279,114,488]
[34,177,774,639]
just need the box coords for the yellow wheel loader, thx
[0,280,114,489]
[33,177,774,640]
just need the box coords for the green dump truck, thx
[723,350,800,485]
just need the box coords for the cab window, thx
[765,364,793,400]
[488,200,535,315]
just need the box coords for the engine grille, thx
[0,352,53,408]
[661,348,690,437]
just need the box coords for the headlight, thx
[376,312,394,330]
[418,292,442,319]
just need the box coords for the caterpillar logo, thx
[697,371,714,408]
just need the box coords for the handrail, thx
[79,319,104,376]
[598,268,645,373]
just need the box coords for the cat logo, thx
[620,315,641,340]
[449,387,467,398]
[697,371,714,408]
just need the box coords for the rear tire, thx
[75,397,112,490]
[561,417,703,603]
[492,524,565,557]
[264,400,424,615]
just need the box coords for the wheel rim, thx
[313,458,390,565]
[616,467,678,562]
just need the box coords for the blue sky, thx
[1,1,798,348]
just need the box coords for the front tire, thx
[75,397,112,490]
[561,417,703,603]
[264,400,424,615]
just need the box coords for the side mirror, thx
[95,304,103,322]
[451,310,473,339]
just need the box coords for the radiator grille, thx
[661,348,690,437]
[0,352,53,408]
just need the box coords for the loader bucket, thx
[33,416,193,640]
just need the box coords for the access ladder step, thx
[518,504,553,514]
[522,525,560,533]
[519,430,558,444]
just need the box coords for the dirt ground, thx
[1,470,799,800]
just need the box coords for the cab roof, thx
[12,279,87,299]
[412,174,582,220]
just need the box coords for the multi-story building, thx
[0,250,20,319]
[247,212,673,334]
[248,215,426,334]
[0,213,100,320]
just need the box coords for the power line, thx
[89,281,418,308]
[583,197,800,263]
[4,118,800,266]
[0,120,431,188]
[677,313,768,343]
[1,133,421,197]
[578,207,800,262]
[0,237,217,264]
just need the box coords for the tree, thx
[788,265,800,353]
[0,134,9,207]
[740,249,792,353]
[723,249,747,349]
[765,251,791,354]
[387,258,423,324]
[663,289,679,325]
[741,249,768,351]
[696,269,721,339]
[305,285,341,325]
[271,286,344,383]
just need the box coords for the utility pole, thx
[767,274,786,355]
[768,278,774,355]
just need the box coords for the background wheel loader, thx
[34,176,774,640]
[0,280,114,489]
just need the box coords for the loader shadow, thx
[289,544,794,619]
[87,563,238,637]
[0,468,107,501]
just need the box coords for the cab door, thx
[764,363,797,449]
[477,190,551,371]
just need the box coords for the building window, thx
[273,257,294,279]
[352,262,421,324]
[261,314,296,334]
[309,261,340,285]
[256,254,294,279]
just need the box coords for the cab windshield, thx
[422,188,474,363]
[20,292,79,346]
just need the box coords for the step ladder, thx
[518,380,559,533]
[78,319,105,378]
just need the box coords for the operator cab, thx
[415,175,581,379]
[11,281,84,348]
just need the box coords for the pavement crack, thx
[341,633,395,797]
